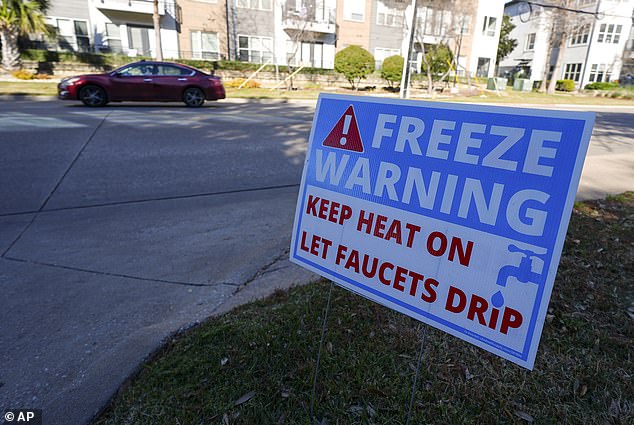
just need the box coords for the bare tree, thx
[413,0,475,95]
[537,0,594,93]
[153,0,163,60]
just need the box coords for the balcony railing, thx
[93,0,169,15]
[282,6,336,34]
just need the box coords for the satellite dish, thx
[518,1,532,23]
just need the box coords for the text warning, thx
[290,94,594,369]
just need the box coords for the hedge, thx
[584,81,620,90]
[19,49,335,76]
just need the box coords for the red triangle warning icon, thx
[322,105,364,152]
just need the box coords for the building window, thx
[525,33,536,50]
[377,3,404,27]
[418,7,449,36]
[563,63,582,81]
[374,47,400,68]
[482,16,497,37]
[577,0,595,6]
[103,23,122,53]
[455,15,471,35]
[49,18,90,52]
[589,64,611,82]
[236,0,272,11]
[570,23,590,45]
[597,23,622,43]
[238,35,273,63]
[476,57,491,77]
[191,31,219,60]
[343,1,365,22]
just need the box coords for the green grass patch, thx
[93,194,634,424]
[0,81,58,96]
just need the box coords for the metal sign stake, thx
[406,324,428,425]
[310,280,335,419]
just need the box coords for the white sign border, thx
[290,93,595,369]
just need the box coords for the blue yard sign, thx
[290,93,595,369]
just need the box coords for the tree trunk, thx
[547,31,567,94]
[0,27,21,72]
[153,0,163,60]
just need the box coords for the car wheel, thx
[79,85,108,107]
[183,87,205,107]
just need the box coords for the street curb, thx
[2,94,633,110]
[0,94,57,101]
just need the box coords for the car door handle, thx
[143,78,153,82]
[178,78,187,81]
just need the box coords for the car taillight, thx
[208,78,221,85]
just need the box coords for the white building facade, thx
[88,0,180,59]
[500,0,634,88]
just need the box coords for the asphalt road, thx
[0,98,632,424]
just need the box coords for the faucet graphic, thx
[491,244,547,308]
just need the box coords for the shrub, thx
[421,44,453,81]
[555,79,576,92]
[224,78,261,88]
[11,69,35,80]
[381,55,403,88]
[334,45,375,90]
[584,81,620,90]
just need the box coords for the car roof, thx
[116,60,209,75]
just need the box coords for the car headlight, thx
[60,77,81,87]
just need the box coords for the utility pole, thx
[400,0,418,99]
[153,0,163,60]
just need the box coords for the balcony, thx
[282,7,336,35]
[93,0,166,15]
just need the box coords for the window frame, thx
[525,33,536,51]
[48,16,91,52]
[482,16,497,37]
[343,1,365,22]
[191,30,220,60]
[597,23,622,43]
[237,34,273,63]
[236,0,272,11]
[563,63,582,81]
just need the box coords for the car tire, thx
[79,85,108,107]
[183,87,205,107]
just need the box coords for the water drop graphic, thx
[491,290,505,308]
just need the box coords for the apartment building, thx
[335,0,504,78]
[500,0,634,88]
[33,0,502,76]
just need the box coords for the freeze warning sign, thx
[290,94,594,369]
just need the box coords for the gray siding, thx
[47,0,90,20]
[369,1,406,54]
[227,6,275,61]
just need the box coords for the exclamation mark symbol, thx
[339,114,352,146]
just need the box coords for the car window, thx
[156,64,195,76]
[119,64,156,76]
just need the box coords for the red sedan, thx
[58,61,225,107]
